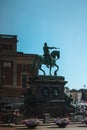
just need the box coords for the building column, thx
[13,60,17,87]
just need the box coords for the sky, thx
[0,0,87,90]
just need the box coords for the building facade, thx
[0,34,38,98]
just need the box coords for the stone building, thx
[0,34,38,99]
[70,89,82,103]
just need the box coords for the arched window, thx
[52,87,59,97]
[41,87,49,97]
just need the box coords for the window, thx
[3,61,11,67]
[22,74,27,88]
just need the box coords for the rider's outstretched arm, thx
[48,47,59,49]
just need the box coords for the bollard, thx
[43,113,50,123]
[15,115,22,125]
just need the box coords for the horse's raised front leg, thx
[54,64,59,76]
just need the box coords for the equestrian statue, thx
[31,42,60,76]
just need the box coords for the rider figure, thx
[43,42,57,67]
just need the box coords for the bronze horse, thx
[31,50,60,76]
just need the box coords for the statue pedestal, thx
[29,75,67,118]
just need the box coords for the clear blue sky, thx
[0,0,87,90]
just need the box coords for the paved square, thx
[0,123,87,130]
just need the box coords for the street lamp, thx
[84,85,86,89]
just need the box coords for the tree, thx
[64,93,73,107]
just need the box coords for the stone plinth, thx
[29,75,67,118]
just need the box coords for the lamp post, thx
[84,85,86,90]
[83,85,86,101]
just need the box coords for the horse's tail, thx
[29,55,39,73]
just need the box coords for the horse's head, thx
[51,50,60,60]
